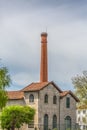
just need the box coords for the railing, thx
[78,125,87,130]
[30,124,81,130]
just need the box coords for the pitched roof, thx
[60,91,69,97]
[7,91,24,100]
[21,82,49,91]
[7,82,79,102]
[21,81,62,92]
[7,81,62,100]
[60,91,79,102]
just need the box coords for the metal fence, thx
[78,125,87,130]
[31,124,81,130]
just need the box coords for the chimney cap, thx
[41,32,48,37]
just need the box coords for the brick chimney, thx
[40,32,48,82]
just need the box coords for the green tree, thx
[0,90,8,111]
[82,117,86,124]
[0,66,11,110]
[0,105,35,130]
[0,67,11,90]
[72,71,87,107]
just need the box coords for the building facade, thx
[7,32,79,130]
[76,108,87,130]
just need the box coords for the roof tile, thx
[21,82,50,91]
[60,91,79,102]
[7,91,24,100]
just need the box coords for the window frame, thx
[78,110,80,114]
[44,94,48,103]
[53,115,57,129]
[53,95,57,104]
[66,97,70,108]
[44,114,48,130]
[29,94,34,102]
[83,110,86,114]
[65,116,71,130]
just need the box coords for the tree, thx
[0,66,11,110]
[0,105,35,130]
[72,71,87,107]
[0,67,11,90]
[0,90,8,111]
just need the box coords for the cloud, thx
[0,0,87,91]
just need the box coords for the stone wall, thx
[7,99,26,106]
[24,91,39,129]
[60,94,76,128]
[38,84,60,129]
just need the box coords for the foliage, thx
[72,71,87,107]
[53,128,58,130]
[0,66,11,110]
[0,67,11,90]
[82,117,86,123]
[0,105,35,130]
[0,90,8,110]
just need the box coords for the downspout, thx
[59,96,60,130]
[38,91,40,130]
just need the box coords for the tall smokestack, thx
[40,32,48,82]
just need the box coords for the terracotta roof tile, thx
[7,91,24,100]
[60,91,79,102]
[60,91,69,97]
[7,82,79,102]
[21,82,49,91]
[7,81,62,99]
[21,81,62,92]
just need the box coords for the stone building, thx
[7,32,79,130]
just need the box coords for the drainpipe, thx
[59,96,60,130]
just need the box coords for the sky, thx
[0,0,87,91]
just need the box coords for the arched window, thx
[44,94,48,103]
[44,114,48,130]
[65,116,71,130]
[29,94,34,102]
[53,115,57,128]
[53,95,57,104]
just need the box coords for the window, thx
[65,116,71,130]
[83,125,86,130]
[78,117,80,122]
[29,94,34,102]
[53,96,57,104]
[83,110,86,114]
[44,94,48,103]
[82,117,86,123]
[66,97,70,108]
[78,110,80,114]
[53,115,57,128]
[44,114,48,130]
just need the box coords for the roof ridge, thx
[21,81,50,92]
[60,90,79,102]
[50,81,62,92]
[7,90,20,92]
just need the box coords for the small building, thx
[76,106,87,130]
[7,32,79,130]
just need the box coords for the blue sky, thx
[0,0,87,91]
